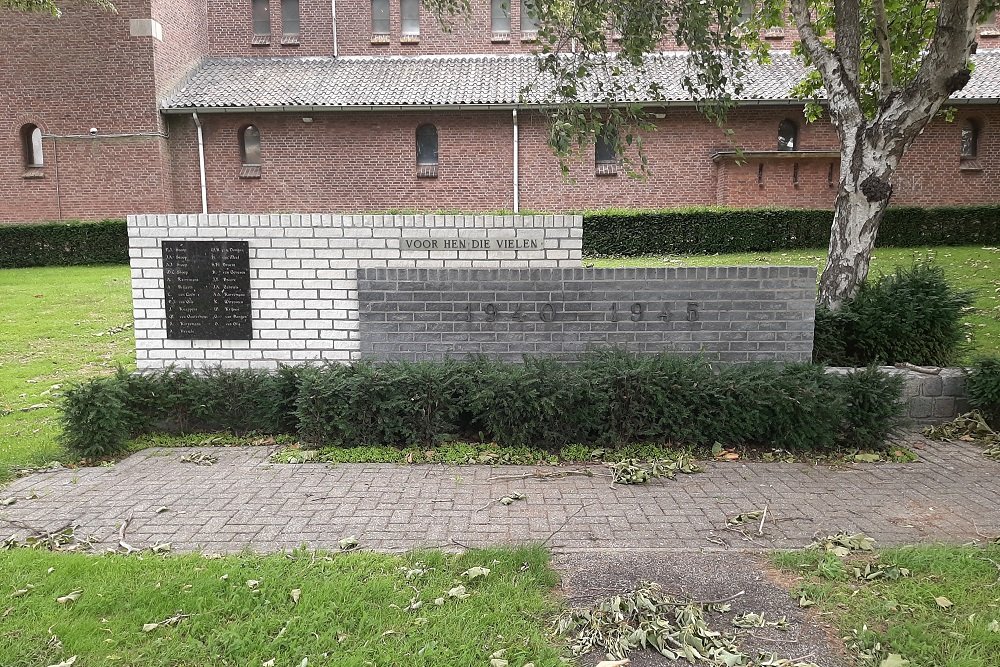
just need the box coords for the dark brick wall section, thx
[358,266,817,363]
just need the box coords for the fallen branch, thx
[118,510,138,554]
[758,503,769,536]
[894,362,941,375]
[487,469,598,482]
[541,503,590,547]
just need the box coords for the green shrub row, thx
[967,358,1000,428]
[60,353,904,458]
[813,261,974,366]
[582,205,1000,256]
[0,219,128,268]
[5,204,1000,268]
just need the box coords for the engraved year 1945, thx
[458,301,701,323]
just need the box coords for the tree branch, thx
[883,0,977,149]
[835,0,862,84]
[789,0,861,122]
[874,0,894,96]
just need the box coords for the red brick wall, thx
[0,0,174,222]
[337,0,544,56]
[152,0,210,98]
[165,110,516,212]
[157,105,1000,216]
[208,0,335,56]
[518,107,843,211]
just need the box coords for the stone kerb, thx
[826,366,969,422]
[127,213,583,370]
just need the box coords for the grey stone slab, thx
[359,267,816,362]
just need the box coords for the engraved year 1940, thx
[458,301,701,323]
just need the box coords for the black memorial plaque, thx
[163,240,253,340]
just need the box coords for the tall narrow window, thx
[371,0,390,35]
[281,0,300,43]
[240,125,262,178]
[401,0,420,36]
[252,0,271,43]
[961,120,980,158]
[416,124,439,177]
[595,127,617,175]
[521,0,538,33]
[491,0,511,35]
[777,119,797,151]
[21,124,43,168]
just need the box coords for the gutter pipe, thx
[192,112,208,215]
[512,108,520,214]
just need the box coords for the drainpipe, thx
[512,108,520,213]
[332,0,339,57]
[192,112,208,214]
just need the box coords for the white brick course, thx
[128,214,581,370]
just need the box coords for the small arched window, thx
[961,120,980,158]
[21,124,43,168]
[371,0,390,34]
[595,127,618,175]
[281,0,300,41]
[777,119,798,151]
[416,124,439,177]
[239,125,262,179]
[521,0,538,33]
[401,0,420,35]
[240,125,262,165]
[252,0,271,37]
[491,0,511,34]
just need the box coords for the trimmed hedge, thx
[0,219,128,268]
[5,205,1000,268]
[60,354,904,458]
[582,205,1000,256]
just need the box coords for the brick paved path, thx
[2,438,997,554]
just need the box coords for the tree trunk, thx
[817,136,897,310]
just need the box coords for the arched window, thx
[371,0,389,34]
[738,0,754,23]
[961,120,980,158]
[521,0,538,33]
[416,124,438,177]
[21,124,43,168]
[281,0,300,41]
[240,125,262,165]
[252,0,270,36]
[777,119,797,151]
[401,0,420,35]
[595,127,618,175]
[491,0,511,34]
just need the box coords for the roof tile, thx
[159,51,1000,110]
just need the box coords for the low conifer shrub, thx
[813,261,974,366]
[60,354,905,457]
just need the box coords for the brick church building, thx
[2,0,1000,223]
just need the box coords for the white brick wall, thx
[128,214,583,370]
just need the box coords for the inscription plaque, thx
[401,236,544,251]
[163,240,252,340]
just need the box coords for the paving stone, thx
[1,438,998,554]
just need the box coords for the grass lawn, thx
[0,546,562,667]
[0,265,133,479]
[774,543,1000,667]
[591,245,1000,362]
